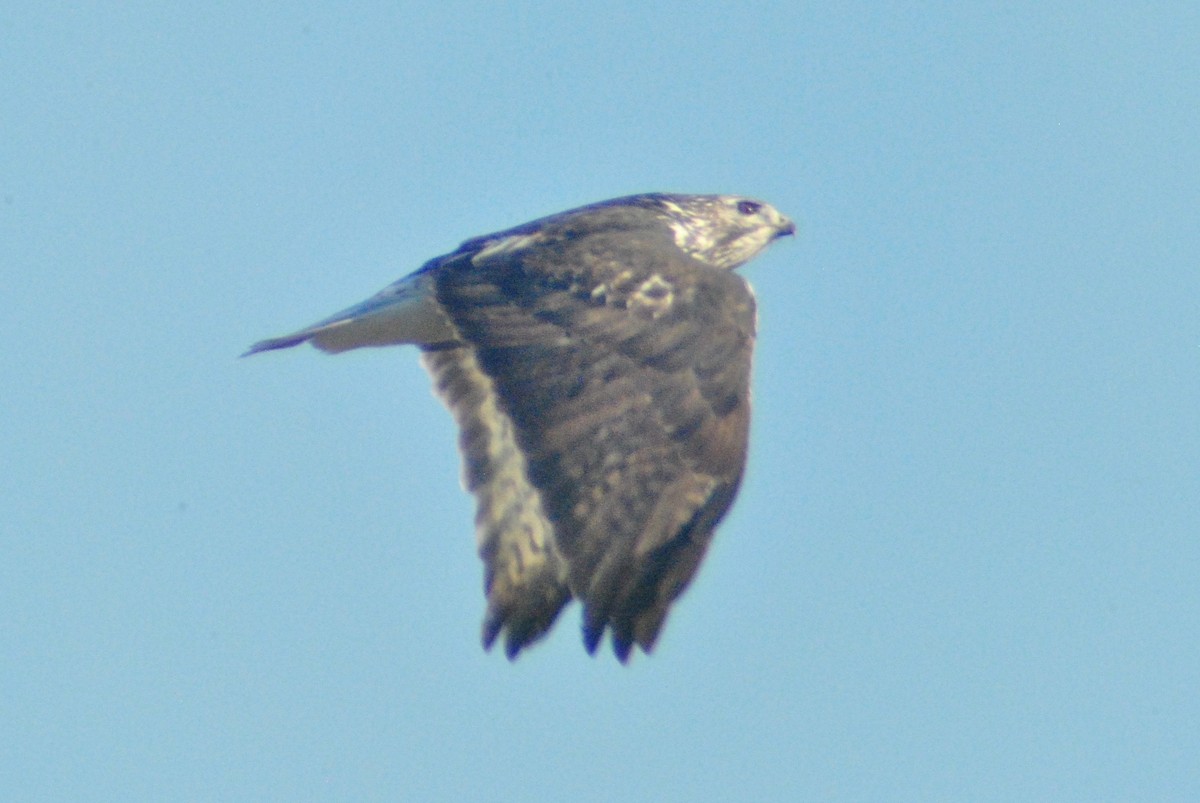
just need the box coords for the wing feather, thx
[420,344,571,658]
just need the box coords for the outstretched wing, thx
[423,222,756,661]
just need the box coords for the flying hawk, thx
[245,193,794,661]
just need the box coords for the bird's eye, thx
[736,200,762,216]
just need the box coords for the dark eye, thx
[736,200,762,216]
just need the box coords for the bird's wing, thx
[423,227,756,660]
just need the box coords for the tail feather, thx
[241,273,456,357]
[241,333,311,357]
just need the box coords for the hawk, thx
[245,193,794,661]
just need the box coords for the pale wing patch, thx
[471,232,545,265]
[627,274,676,318]
[420,345,570,656]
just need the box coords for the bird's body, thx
[246,193,794,661]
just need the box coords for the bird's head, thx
[652,194,795,270]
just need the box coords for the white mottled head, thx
[652,194,795,270]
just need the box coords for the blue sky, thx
[3,3,1197,800]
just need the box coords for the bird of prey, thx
[245,193,794,661]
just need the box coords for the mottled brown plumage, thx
[245,193,794,661]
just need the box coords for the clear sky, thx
[3,4,1197,801]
